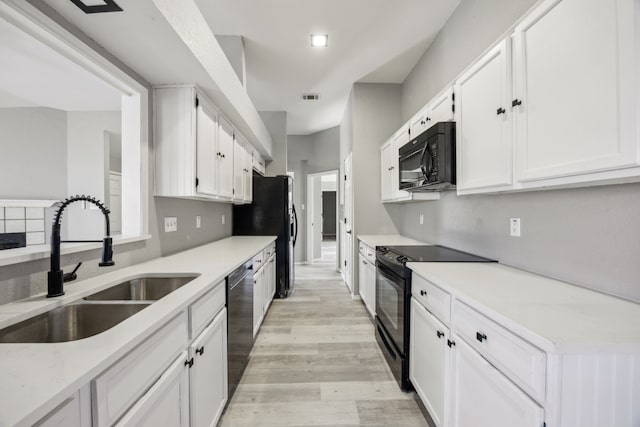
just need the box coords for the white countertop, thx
[407,262,640,352]
[0,235,275,427]
[357,234,428,248]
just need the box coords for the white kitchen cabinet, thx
[410,297,448,427]
[233,137,246,202]
[429,87,454,125]
[449,336,543,427]
[264,254,276,313]
[115,352,190,427]
[380,140,394,202]
[242,135,253,203]
[513,0,639,185]
[455,40,513,194]
[409,104,432,139]
[189,308,228,427]
[217,117,235,199]
[35,386,91,427]
[252,148,266,175]
[358,246,376,318]
[253,264,264,338]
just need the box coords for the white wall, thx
[0,107,67,200]
[260,111,287,176]
[395,0,640,302]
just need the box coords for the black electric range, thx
[374,244,496,391]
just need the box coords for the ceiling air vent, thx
[70,0,123,14]
[302,94,320,101]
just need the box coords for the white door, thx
[430,87,454,124]
[343,153,353,292]
[410,298,449,427]
[116,353,190,427]
[233,138,245,202]
[196,101,218,196]
[449,336,544,427]
[455,39,512,192]
[513,0,638,182]
[217,117,235,198]
[189,309,228,427]
[108,172,122,234]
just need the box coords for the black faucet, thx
[47,195,115,298]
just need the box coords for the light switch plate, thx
[221,215,225,225]
[164,217,177,233]
[419,213,424,225]
[196,215,201,229]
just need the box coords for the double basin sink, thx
[0,275,198,344]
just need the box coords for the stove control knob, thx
[379,247,389,254]
[396,255,408,263]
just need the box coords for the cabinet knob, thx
[512,99,523,108]
[476,332,487,343]
[196,346,205,356]
[185,357,194,368]
[420,290,427,297]
[496,107,506,115]
[420,120,425,125]
[436,330,444,339]
[447,339,456,348]
[426,117,431,122]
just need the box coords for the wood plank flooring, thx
[220,257,431,426]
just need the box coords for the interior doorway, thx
[306,170,339,269]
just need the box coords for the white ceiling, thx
[0,16,122,111]
[39,0,459,134]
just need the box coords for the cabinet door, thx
[391,133,410,200]
[410,106,432,138]
[243,144,253,203]
[450,336,544,427]
[196,101,219,196]
[233,138,245,202]
[513,0,638,182]
[35,386,90,427]
[410,298,448,427]
[358,253,368,305]
[455,39,512,192]
[189,309,228,427]
[430,87,454,124]
[380,142,393,201]
[253,268,264,337]
[217,117,235,198]
[115,352,190,427]
[365,260,376,317]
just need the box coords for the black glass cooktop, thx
[386,245,496,263]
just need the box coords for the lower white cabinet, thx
[189,308,228,427]
[35,386,91,427]
[253,250,276,338]
[358,252,375,317]
[410,297,448,427]
[115,352,190,427]
[449,337,543,427]
[253,265,264,338]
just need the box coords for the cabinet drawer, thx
[412,273,451,325]
[264,243,276,260]
[190,281,226,339]
[358,241,365,255]
[365,246,375,264]
[253,252,264,272]
[453,301,546,403]
[92,312,188,426]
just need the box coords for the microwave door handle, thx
[420,145,429,182]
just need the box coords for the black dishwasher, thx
[226,260,254,399]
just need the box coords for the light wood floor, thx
[220,259,431,426]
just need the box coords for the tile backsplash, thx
[0,207,46,249]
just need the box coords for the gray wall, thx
[402,0,538,120]
[260,111,288,176]
[288,126,340,262]
[0,6,233,304]
[0,107,67,200]
[395,0,640,302]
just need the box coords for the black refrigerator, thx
[233,173,297,298]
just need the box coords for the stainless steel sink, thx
[84,275,198,301]
[0,303,149,343]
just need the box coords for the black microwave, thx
[398,121,456,191]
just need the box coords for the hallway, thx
[220,262,429,426]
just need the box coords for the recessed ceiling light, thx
[311,34,328,48]
[69,0,123,14]
[302,93,320,100]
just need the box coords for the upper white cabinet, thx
[233,133,253,204]
[455,40,513,194]
[512,0,639,184]
[155,85,260,202]
[410,87,454,139]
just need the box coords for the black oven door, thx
[375,261,406,354]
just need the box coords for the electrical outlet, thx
[196,215,201,229]
[419,213,424,225]
[164,217,177,233]
[510,218,521,237]
[221,214,226,225]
